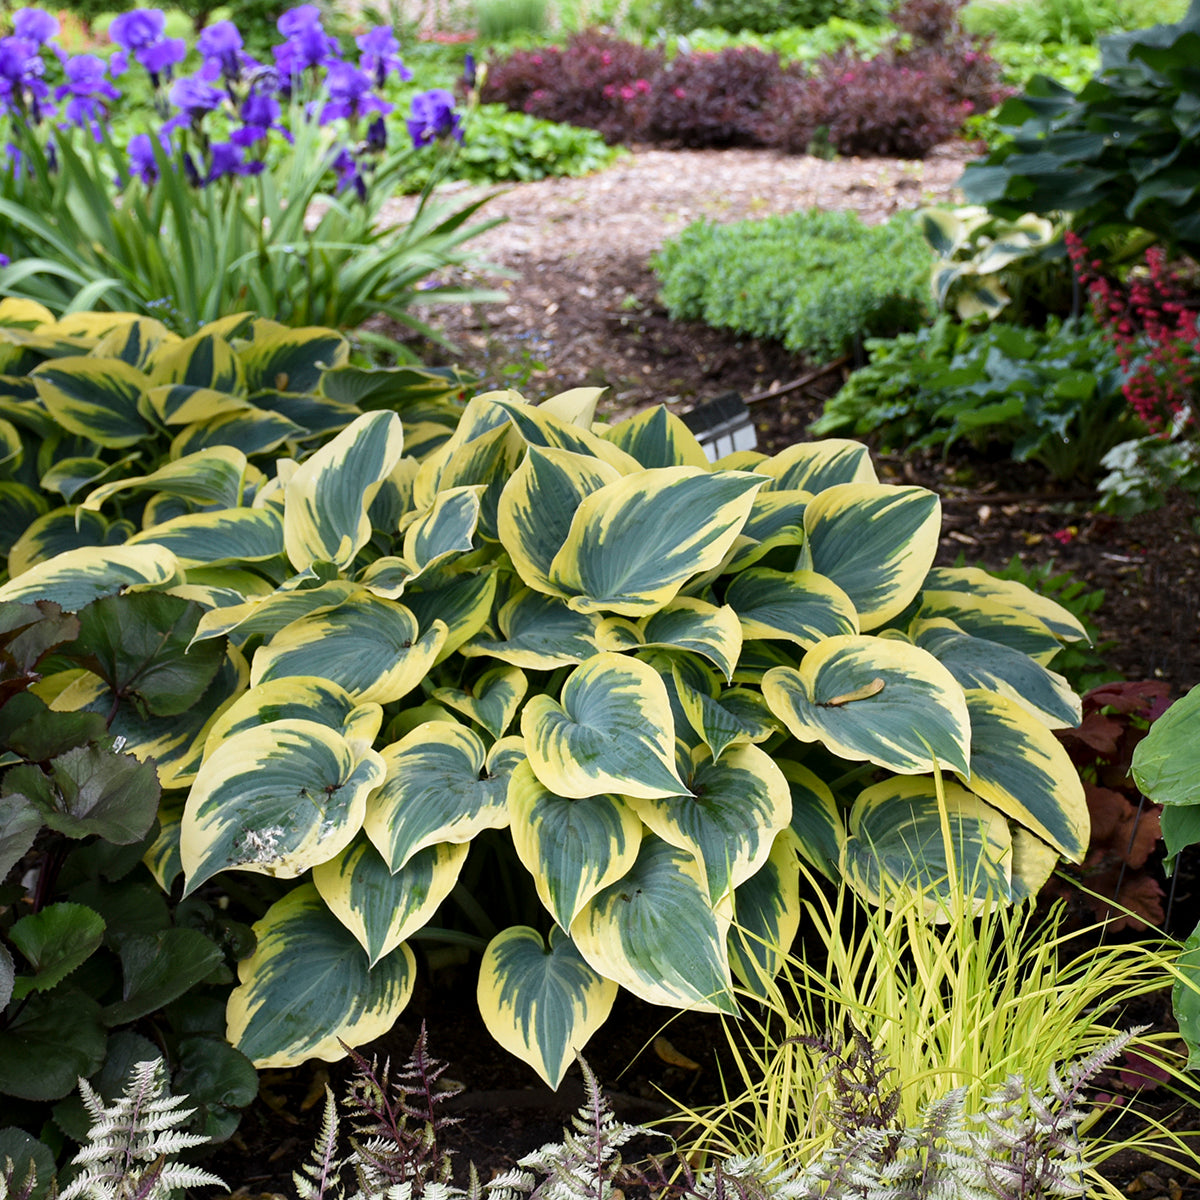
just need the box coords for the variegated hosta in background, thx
[0,301,470,579]
[0,384,1091,1090]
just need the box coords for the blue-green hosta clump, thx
[0,377,1091,1091]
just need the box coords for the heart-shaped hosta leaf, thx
[478,925,618,1089]
[493,398,639,473]
[922,567,1087,643]
[570,834,736,1013]
[82,446,248,513]
[957,689,1088,863]
[913,620,1080,730]
[803,484,940,630]
[365,726,520,870]
[914,592,1063,665]
[181,719,386,894]
[498,447,621,598]
[755,439,876,494]
[844,777,1012,907]
[762,635,971,776]
[724,568,858,648]
[401,569,498,664]
[728,831,801,994]
[462,587,602,670]
[604,405,710,469]
[673,673,779,762]
[313,834,468,967]
[144,796,184,892]
[227,883,415,1069]
[0,545,180,611]
[547,468,764,616]
[725,488,810,572]
[780,760,845,880]
[284,410,405,571]
[638,598,743,682]
[204,677,369,755]
[149,326,244,390]
[251,591,447,706]
[628,743,790,903]
[522,652,688,800]
[129,508,285,568]
[192,580,357,643]
[507,760,643,930]
[32,356,150,447]
[433,665,527,739]
[7,507,127,578]
[7,902,105,1000]
[402,485,482,571]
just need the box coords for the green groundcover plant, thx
[0,332,1098,1088]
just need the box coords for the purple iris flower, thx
[273,6,336,76]
[55,54,121,137]
[196,19,243,82]
[407,88,461,147]
[317,61,390,126]
[13,8,59,45]
[0,34,51,120]
[331,146,365,202]
[276,5,321,36]
[365,114,386,152]
[164,73,223,131]
[355,26,411,88]
[233,84,283,144]
[0,252,9,267]
[125,129,168,185]
[462,52,476,89]
[206,139,261,182]
[108,9,185,80]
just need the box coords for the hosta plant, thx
[0,387,1092,1087]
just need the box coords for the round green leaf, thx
[1133,683,1200,807]
[0,988,106,1100]
[102,928,224,1025]
[7,902,105,1000]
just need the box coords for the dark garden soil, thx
[211,147,1200,1199]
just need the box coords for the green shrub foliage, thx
[0,326,1094,1089]
[648,0,891,35]
[653,210,931,360]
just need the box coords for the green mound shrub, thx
[653,210,931,360]
[962,0,1188,45]
[0,342,1093,1090]
[648,0,892,35]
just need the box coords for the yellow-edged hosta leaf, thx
[227,882,414,1069]
[913,619,1080,730]
[0,482,46,555]
[731,640,801,685]
[365,726,520,870]
[0,545,180,611]
[93,315,175,368]
[498,446,622,599]
[522,652,688,800]
[724,567,858,648]
[756,439,876,493]
[284,411,405,571]
[915,591,1065,666]
[82,446,249,513]
[203,677,366,755]
[192,581,357,643]
[958,689,1088,863]
[313,834,467,967]
[507,760,643,931]
[402,484,483,574]
[433,665,527,739]
[538,386,605,428]
[143,796,185,892]
[762,634,971,776]
[461,586,602,670]
[148,327,244,392]
[570,834,736,1014]
[803,484,940,629]
[478,924,618,1089]
[32,356,150,447]
[1010,827,1060,901]
[639,598,742,682]
[401,569,497,664]
[673,671,779,761]
[237,323,349,394]
[357,556,415,601]
[39,455,136,505]
[9,505,115,577]
[779,760,845,880]
[723,489,811,573]
[250,591,447,706]
[629,742,790,903]
[844,777,1012,907]
[128,507,284,568]
[728,829,801,993]
[493,398,640,475]
[145,383,250,426]
[169,407,307,460]
[181,719,386,894]
[603,405,710,469]
[548,468,764,616]
[923,567,1088,643]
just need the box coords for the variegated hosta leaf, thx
[128,507,284,568]
[673,671,779,761]
[365,726,521,871]
[146,380,249,426]
[492,397,639,475]
[921,566,1088,642]
[844,777,1012,908]
[603,405,710,470]
[915,591,1063,666]
[548,468,764,616]
[762,634,971,776]
[170,406,307,460]
[313,834,468,967]
[237,322,350,394]
[755,439,876,493]
[193,580,357,643]
[731,640,800,685]
[92,314,176,367]
[722,489,810,573]
[780,760,845,880]
[570,834,737,1014]
[537,386,604,428]
[478,924,618,1090]
[1010,827,1061,902]
[433,665,527,738]
[461,586,602,670]
[0,545,181,612]
[82,447,248,513]
[913,619,1080,729]
[148,327,244,392]
[181,719,386,895]
[628,742,791,904]
[204,677,371,756]
[143,796,185,892]
[250,591,447,706]
[728,830,801,994]
[358,556,415,601]
[32,356,150,447]
[498,446,622,598]
[639,598,742,682]
[958,689,1088,863]
[40,456,135,504]
[724,567,858,648]
[521,652,688,800]
[284,410,405,571]
[803,484,940,630]
[402,484,484,575]
[227,882,415,1069]
[507,760,643,931]
[401,568,498,664]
